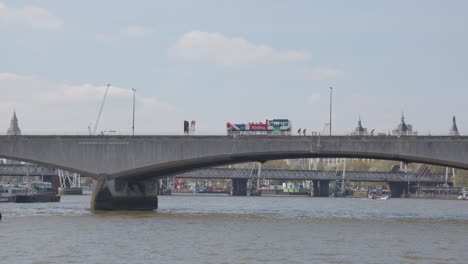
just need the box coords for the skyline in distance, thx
[1,1,467,135]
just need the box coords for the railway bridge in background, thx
[0,135,466,210]
[1,165,450,198]
[173,168,451,197]
[0,164,58,177]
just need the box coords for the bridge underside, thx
[94,152,455,209]
[110,151,465,183]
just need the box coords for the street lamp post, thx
[329,86,333,136]
[132,88,136,136]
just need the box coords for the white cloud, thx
[141,98,175,111]
[94,33,114,44]
[121,26,153,37]
[0,72,33,81]
[301,67,343,81]
[307,93,321,105]
[0,73,182,134]
[60,84,131,102]
[0,2,64,30]
[171,31,311,66]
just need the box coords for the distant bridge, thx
[0,164,57,177]
[1,164,450,199]
[175,168,450,183]
[0,165,450,184]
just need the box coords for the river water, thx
[1,195,468,264]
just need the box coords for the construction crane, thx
[89,84,110,135]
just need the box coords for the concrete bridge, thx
[0,135,466,210]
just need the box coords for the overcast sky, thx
[1,0,467,135]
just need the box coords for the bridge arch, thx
[110,150,464,181]
[0,154,97,179]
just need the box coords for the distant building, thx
[294,118,372,166]
[5,110,22,165]
[392,113,417,136]
[449,116,459,136]
[7,110,22,136]
[351,118,368,136]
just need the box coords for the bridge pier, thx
[91,176,158,210]
[388,182,417,198]
[231,179,248,196]
[312,180,330,197]
[312,180,319,196]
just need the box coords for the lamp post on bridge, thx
[132,88,136,136]
[329,86,333,136]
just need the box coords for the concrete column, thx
[231,178,248,196]
[157,179,161,195]
[312,180,319,197]
[388,182,416,198]
[158,178,171,195]
[91,176,158,210]
[318,180,330,197]
[388,182,405,198]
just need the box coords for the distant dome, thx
[393,113,416,136]
[352,118,368,135]
[355,120,365,133]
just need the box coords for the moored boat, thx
[10,181,61,203]
[458,189,468,200]
[368,189,391,200]
[0,183,31,202]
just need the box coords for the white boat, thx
[368,189,391,200]
[0,183,33,202]
[458,189,468,200]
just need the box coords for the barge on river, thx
[1,181,60,203]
